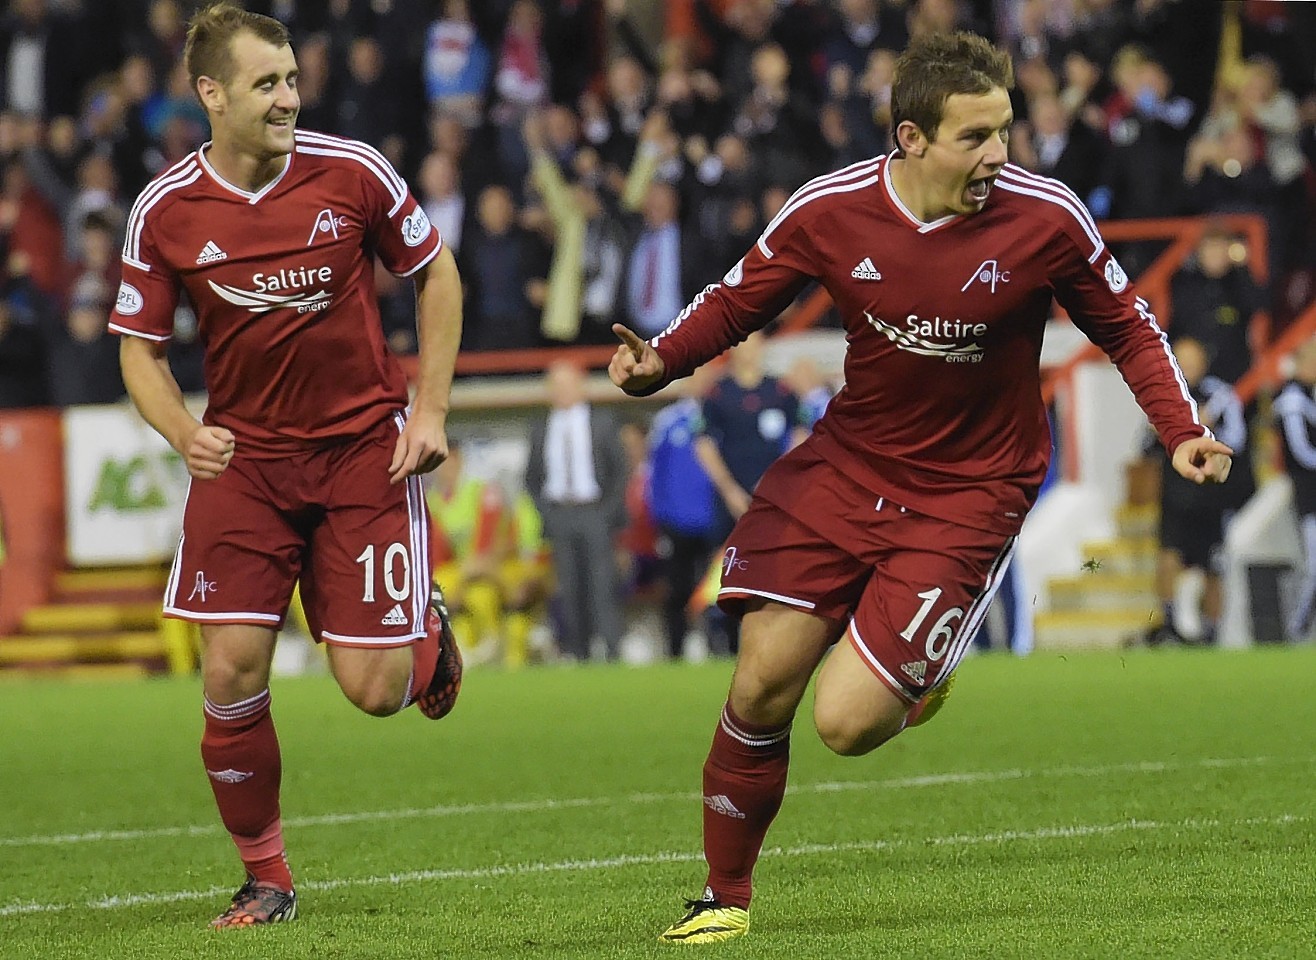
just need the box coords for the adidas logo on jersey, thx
[702,794,746,819]
[851,257,881,281]
[380,604,408,626]
[900,660,928,683]
[196,240,228,264]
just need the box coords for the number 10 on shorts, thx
[355,542,411,603]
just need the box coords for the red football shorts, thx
[717,448,1015,702]
[163,413,432,648]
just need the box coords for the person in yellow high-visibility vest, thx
[426,440,512,664]
[499,489,555,666]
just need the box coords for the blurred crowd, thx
[0,0,1313,408]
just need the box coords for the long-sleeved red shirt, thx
[634,156,1205,536]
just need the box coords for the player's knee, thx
[202,650,269,701]
[345,681,405,718]
[813,703,899,757]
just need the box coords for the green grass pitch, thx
[2,646,1314,959]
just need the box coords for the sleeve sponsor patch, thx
[1104,256,1128,293]
[116,281,144,315]
[401,207,431,247]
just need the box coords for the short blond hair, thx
[184,2,291,93]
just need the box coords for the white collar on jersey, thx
[881,155,963,234]
[197,142,293,204]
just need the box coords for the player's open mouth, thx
[268,117,293,130]
[966,176,993,202]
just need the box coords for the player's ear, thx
[895,120,927,157]
[197,75,225,114]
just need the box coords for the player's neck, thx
[887,156,953,224]
[203,141,289,194]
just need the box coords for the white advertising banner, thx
[64,404,193,566]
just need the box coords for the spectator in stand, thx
[1274,337,1316,642]
[625,179,691,339]
[906,0,969,42]
[137,0,189,87]
[1144,338,1247,646]
[821,0,908,78]
[821,47,896,166]
[1169,225,1265,388]
[1093,46,1196,272]
[0,295,43,408]
[524,108,655,344]
[418,150,468,257]
[0,0,90,118]
[424,0,492,131]
[490,0,550,188]
[999,0,1072,74]
[1235,55,1308,273]
[64,210,119,310]
[1011,90,1104,202]
[286,32,334,133]
[59,152,124,263]
[593,55,652,170]
[460,184,545,351]
[334,37,403,167]
[730,43,822,194]
[647,364,721,661]
[0,158,65,301]
[1183,116,1284,281]
[44,287,124,406]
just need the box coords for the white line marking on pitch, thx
[0,812,1305,918]
[0,755,1298,849]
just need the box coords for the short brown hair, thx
[184,2,291,92]
[891,32,1014,141]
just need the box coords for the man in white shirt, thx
[525,360,629,659]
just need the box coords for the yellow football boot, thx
[659,892,750,944]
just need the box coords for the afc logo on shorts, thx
[188,571,217,602]
[722,546,748,577]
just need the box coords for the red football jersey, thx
[109,129,443,454]
[645,157,1206,536]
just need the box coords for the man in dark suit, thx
[525,360,629,660]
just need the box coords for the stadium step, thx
[20,601,162,634]
[0,662,153,682]
[1034,608,1160,650]
[0,566,195,677]
[0,632,170,665]
[1077,537,1158,577]
[1114,503,1159,540]
[49,566,169,605]
[1048,573,1157,612]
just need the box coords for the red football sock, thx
[202,689,293,891]
[406,606,442,705]
[701,702,791,909]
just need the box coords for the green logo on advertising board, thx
[88,451,186,513]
